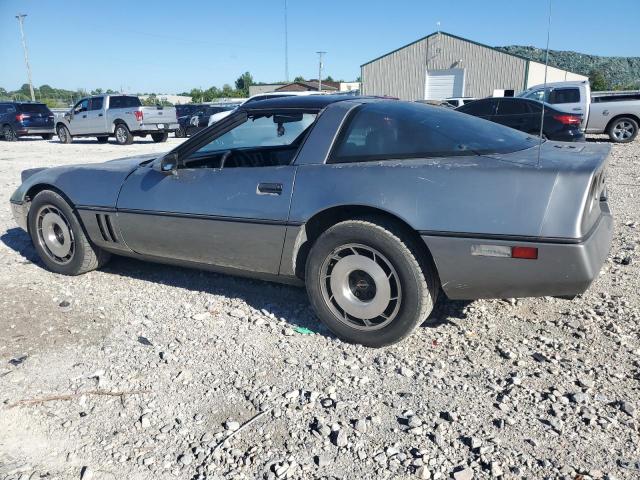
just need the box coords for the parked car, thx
[0,102,55,141]
[55,94,179,145]
[443,97,476,108]
[10,96,612,347]
[519,81,640,143]
[207,91,324,126]
[456,97,584,141]
[175,104,234,138]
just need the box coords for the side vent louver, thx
[96,214,118,243]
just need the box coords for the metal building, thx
[361,31,587,101]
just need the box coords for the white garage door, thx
[425,68,465,100]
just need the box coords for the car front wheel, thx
[305,218,439,347]
[28,190,110,275]
[41,133,54,140]
[57,125,72,144]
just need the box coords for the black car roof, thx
[239,94,360,111]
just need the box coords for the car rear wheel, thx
[57,125,72,144]
[3,125,17,141]
[305,218,439,347]
[41,134,54,140]
[96,136,109,143]
[608,117,638,143]
[151,132,168,143]
[28,190,110,275]
[114,123,133,145]
[174,126,186,138]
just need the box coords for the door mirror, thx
[156,153,180,175]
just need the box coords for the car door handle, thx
[98,113,103,117]
[257,183,283,195]
[82,114,87,118]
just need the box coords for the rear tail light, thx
[471,244,538,260]
[134,110,144,121]
[553,114,581,125]
[15,113,30,122]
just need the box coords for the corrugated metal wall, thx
[361,33,529,100]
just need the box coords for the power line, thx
[15,14,35,102]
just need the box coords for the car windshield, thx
[331,102,538,163]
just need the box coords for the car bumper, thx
[422,207,613,300]
[550,130,585,142]
[10,200,29,232]
[138,123,179,132]
[15,127,55,136]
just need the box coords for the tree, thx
[589,69,609,91]
[324,75,334,82]
[293,75,305,82]
[235,72,254,96]
[91,88,104,95]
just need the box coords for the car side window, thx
[460,100,495,116]
[74,99,89,114]
[548,88,580,104]
[496,100,528,115]
[90,97,104,111]
[0,104,7,114]
[183,112,317,169]
[330,102,537,163]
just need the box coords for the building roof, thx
[275,81,338,92]
[239,94,357,111]
[361,31,535,67]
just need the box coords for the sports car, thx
[10,95,613,347]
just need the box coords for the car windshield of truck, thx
[18,103,51,114]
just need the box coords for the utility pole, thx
[15,14,35,102]
[284,0,289,82]
[316,51,326,92]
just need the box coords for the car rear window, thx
[496,100,529,115]
[330,102,538,163]
[109,96,142,109]
[548,88,580,104]
[18,103,51,114]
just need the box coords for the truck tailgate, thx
[140,106,177,124]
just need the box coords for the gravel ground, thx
[0,136,638,480]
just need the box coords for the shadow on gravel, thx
[3,227,463,338]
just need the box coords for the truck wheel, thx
[57,125,72,144]
[174,126,186,138]
[608,117,638,143]
[114,123,133,145]
[2,125,17,141]
[28,190,110,275]
[151,132,168,143]
[41,133,54,140]
[96,136,109,143]
[305,217,439,347]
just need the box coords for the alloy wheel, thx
[35,204,75,265]
[613,121,635,140]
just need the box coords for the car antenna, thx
[537,0,552,168]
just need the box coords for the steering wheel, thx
[220,150,233,169]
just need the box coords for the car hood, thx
[13,153,158,208]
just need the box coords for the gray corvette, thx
[10,95,613,347]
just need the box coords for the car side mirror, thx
[156,153,180,175]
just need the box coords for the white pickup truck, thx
[518,81,640,143]
[55,94,179,145]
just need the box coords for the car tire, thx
[41,133,54,140]
[57,125,72,144]
[96,136,109,143]
[151,132,168,143]
[608,117,638,143]
[174,126,186,138]
[27,190,111,275]
[114,123,133,145]
[3,125,18,141]
[305,217,439,347]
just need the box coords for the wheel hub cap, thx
[321,244,401,331]
[36,206,74,264]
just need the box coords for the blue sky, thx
[0,0,637,93]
